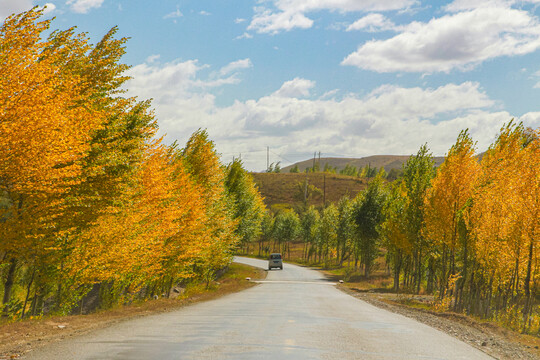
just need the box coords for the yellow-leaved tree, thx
[424,130,480,301]
[0,9,105,315]
[470,122,539,330]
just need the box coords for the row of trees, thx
[0,9,265,318]
[257,124,539,332]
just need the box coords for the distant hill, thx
[251,172,367,211]
[281,155,446,173]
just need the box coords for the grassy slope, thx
[251,172,367,210]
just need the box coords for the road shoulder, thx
[339,286,540,360]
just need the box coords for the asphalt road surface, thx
[24,257,493,359]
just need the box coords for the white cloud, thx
[273,78,316,98]
[248,7,313,34]
[444,0,540,12]
[123,58,537,171]
[248,0,417,34]
[38,3,56,15]
[0,0,55,19]
[235,32,253,40]
[164,6,183,19]
[444,0,512,11]
[342,7,540,73]
[518,112,540,128]
[146,54,161,64]
[235,18,246,24]
[67,0,104,14]
[346,13,397,32]
[199,10,211,16]
[219,58,252,76]
[0,0,33,19]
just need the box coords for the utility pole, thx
[267,146,269,172]
[323,173,326,208]
[313,152,316,172]
[318,151,321,168]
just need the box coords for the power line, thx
[269,150,296,164]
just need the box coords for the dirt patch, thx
[339,286,540,360]
[0,263,266,359]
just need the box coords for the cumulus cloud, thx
[346,13,397,32]
[273,78,315,98]
[67,0,104,14]
[342,7,540,73]
[125,58,250,100]
[248,0,417,34]
[123,58,538,170]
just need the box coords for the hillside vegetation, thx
[251,172,367,210]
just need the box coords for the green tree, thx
[382,182,410,291]
[318,204,339,266]
[353,175,387,277]
[225,159,266,251]
[402,144,435,293]
[300,206,320,262]
[336,197,355,266]
[259,212,274,256]
[272,210,300,257]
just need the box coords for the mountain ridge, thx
[281,155,446,173]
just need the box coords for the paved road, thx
[24,257,493,359]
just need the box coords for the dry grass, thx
[0,263,266,359]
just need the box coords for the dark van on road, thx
[268,253,283,270]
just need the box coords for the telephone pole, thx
[267,146,269,172]
[323,173,326,208]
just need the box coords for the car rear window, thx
[270,254,281,259]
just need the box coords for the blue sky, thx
[2,0,540,170]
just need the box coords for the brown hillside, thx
[251,172,367,210]
[282,155,446,173]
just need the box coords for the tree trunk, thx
[21,267,36,319]
[523,237,534,331]
[2,258,18,317]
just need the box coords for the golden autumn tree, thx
[0,9,105,314]
[470,122,539,329]
[424,130,480,299]
[65,140,207,303]
[181,130,239,285]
